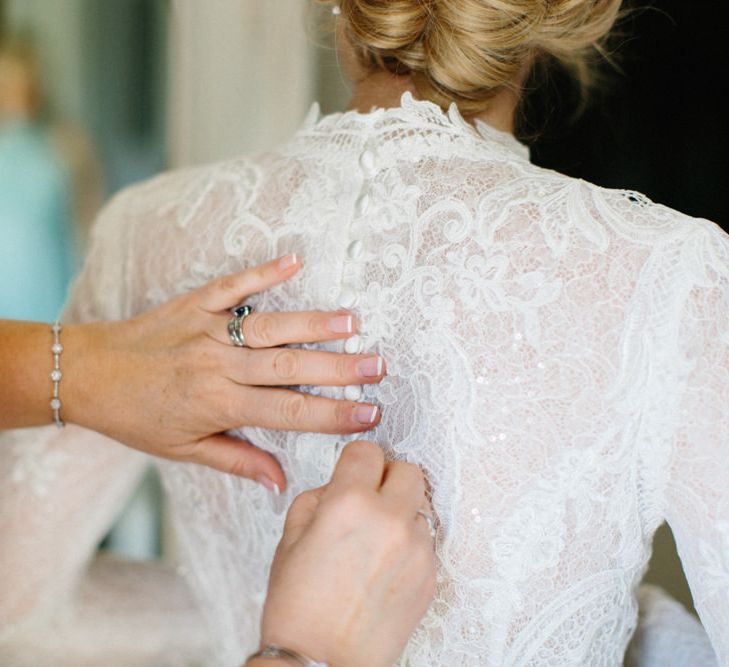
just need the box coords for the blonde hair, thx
[326,0,622,115]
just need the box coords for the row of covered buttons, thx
[337,147,377,401]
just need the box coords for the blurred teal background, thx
[0,117,73,320]
[0,0,167,322]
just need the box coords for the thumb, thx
[193,434,286,493]
[280,484,327,547]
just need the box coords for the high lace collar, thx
[302,91,530,162]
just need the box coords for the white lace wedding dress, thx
[2,94,727,666]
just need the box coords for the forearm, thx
[0,320,58,427]
[0,319,107,429]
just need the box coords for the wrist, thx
[249,642,331,667]
[0,321,52,427]
[61,321,115,431]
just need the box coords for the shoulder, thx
[579,181,729,284]
[457,158,729,299]
[567,180,729,342]
[92,153,269,260]
[513,163,726,255]
[81,153,272,314]
[96,155,267,238]
[576,181,714,243]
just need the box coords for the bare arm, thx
[0,320,62,428]
[0,255,385,489]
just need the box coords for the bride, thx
[2,0,727,665]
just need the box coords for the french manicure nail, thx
[354,404,379,425]
[278,253,298,271]
[357,355,384,377]
[328,314,354,334]
[256,475,281,496]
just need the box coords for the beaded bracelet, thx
[50,321,65,427]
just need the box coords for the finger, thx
[229,348,385,386]
[197,254,301,312]
[188,434,287,492]
[208,310,359,347]
[380,461,427,515]
[280,485,327,548]
[327,440,386,492]
[239,387,381,434]
[212,309,358,348]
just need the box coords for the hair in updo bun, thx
[328,0,622,115]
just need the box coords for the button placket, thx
[337,144,378,312]
[337,142,379,414]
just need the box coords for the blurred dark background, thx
[527,0,728,230]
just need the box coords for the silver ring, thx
[227,304,254,347]
[416,509,436,538]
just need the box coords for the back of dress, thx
[73,95,729,665]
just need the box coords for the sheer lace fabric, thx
[1,94,727,665]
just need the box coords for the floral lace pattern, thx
[1,94,726,666]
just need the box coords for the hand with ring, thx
[252,441,437,667]
[57,254,385,491]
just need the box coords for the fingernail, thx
[256,475,281,496]
[278,253,298,271]
[328,314,354,334]
[353,404,379,425]
[357,355,384,377]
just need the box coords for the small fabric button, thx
[359,150,376,174]
[344,384,363,401]
[344,334,363,354]
[347,239,364,259]
[337,288,357,309]
[354,192,371,217]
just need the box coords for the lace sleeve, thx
[663,222,729,664]
[0,192,209,665]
